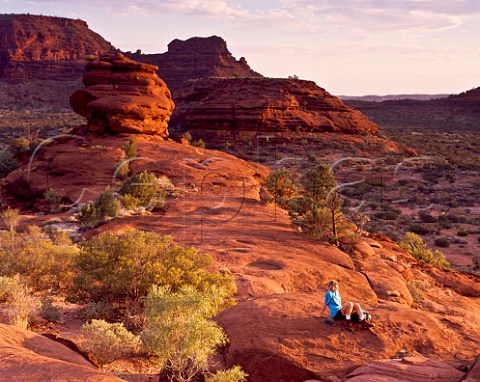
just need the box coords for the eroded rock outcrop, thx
[70,53,175,135]
[0,14,114,81]
[169,77,379,137]
[0,324,123,382]
[126,36,261,93]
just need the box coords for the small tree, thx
[142,285,230,382]
[262,168,298,207]
[0,207,21,232]
[289,163,344,245]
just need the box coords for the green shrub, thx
[433,237,450,248]
[72,229,236,304]
[10,137,31,152]
[118,193,139,210]
[399,232,451,269]
[0,275,38,329]
[408,223,431,235]
[79,319,140,366]
[78,202,101,227]
[113,160,130,179]
[39,297,61,323]
[119,171,166,211]
[0,226,79,291]
[192,139,206,148]
[80,301,117,321]
[0,150,18,178]
[376,210,400,220]
[205,366,248,382]
[182,132,192,143]
[123,137,137,159]
[44,188,64,213]
[78,188,120,227]
[142,285,230,382]
[457,227,469,237]
[407,279,430,304]
[0,207,20,231]
[418,211,437,223]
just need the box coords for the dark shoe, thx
[343,319,353,331]
[360,320,375,329]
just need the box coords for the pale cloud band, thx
[18,0,480,31]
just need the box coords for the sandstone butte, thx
[169,77,379,137]
[126,35,262,94]
[69,53,175,136]
[0,14,115,82]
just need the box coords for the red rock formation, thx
[126,36,261,93]
[0,324,123,382]
[0,14,115,82]
[170,77,379,136]
[69,53,175,135]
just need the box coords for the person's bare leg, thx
[353,303,365,320]
[341,302,353,320]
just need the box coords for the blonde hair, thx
[327,280,339,290]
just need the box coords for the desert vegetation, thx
[0,222,245,381]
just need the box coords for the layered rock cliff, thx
[126,36,261,93]
[0,14,115,82]
[170,77,379,136]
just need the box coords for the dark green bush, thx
[418,211,437,223]
[78,188,120,227]
[376,210,400,220]
[433,237,450,248]
[119,171,165,211]
[409,223,431,235]
[40,297,62,322]
[0,150,18,178]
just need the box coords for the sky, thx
[2,0,480,96]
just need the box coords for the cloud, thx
[276,0,480,33]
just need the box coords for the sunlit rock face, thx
[70,53,174,136]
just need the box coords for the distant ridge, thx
[339,94,449,102]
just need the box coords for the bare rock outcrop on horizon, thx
[126,35,262,93]
[0,14,114,82]
[69,53,175,136]
[170,77,379,137]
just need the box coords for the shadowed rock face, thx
[170,77,379,136]
[126,36,261,93]
[0,14,115,81]
[69,53,175,136]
